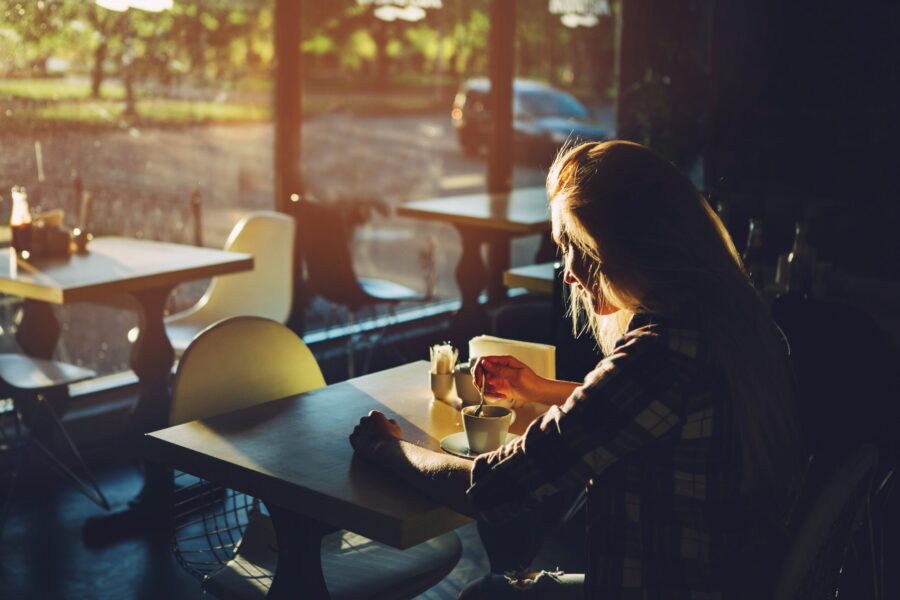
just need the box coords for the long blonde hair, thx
[547,140,803,510]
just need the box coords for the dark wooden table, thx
[145,361,543,598]
[397,188,552,340]
[0,237,253,434]
[503,261,555,295]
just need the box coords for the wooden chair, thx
[772,295,899,597]
[772,295,899,467]
[170,316,461,599]
[163,211,295,356]
[0,354,108,516]
[775,444,879,599]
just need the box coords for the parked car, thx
[451,78,608,159]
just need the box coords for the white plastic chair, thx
[170,316,461,599]
[164,211,295,356]
[169,315,324,427]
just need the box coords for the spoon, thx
[475,363,486,416]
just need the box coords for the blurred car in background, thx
[451,78,608,160]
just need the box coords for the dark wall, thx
[705,0,900,277]
[616,0,900,277]
[616,0,710,172]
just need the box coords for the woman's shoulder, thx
[618,313,707,362]
[576,315,719,395]
[581,324,697,387]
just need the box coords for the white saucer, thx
[439,431,518,459]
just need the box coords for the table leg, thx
[266,502,337,599]
[127,285,176,435]
[16,299,60,359]
[452,225,490,345]
[82,285,176,545]
[535,231,557,264]
[486,235,511,304]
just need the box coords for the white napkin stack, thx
[468,335,556,379]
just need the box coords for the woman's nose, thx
[563,269,577,285]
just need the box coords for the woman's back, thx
[583,317,784,598]
[468,314,789,598]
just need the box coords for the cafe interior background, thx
[0,0,898,598]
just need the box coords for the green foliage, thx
[404,26,441,63]
[303,33,335,55]
[3,96,268,128]
[343,30,376,69]
[0,0,615,122]
[0,77,124,100]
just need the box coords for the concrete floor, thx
[0,383,584,600]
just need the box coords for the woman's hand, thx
[472,355,546,405]
[349,410,402,460]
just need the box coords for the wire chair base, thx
[172,471,262,583]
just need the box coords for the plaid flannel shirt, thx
[466,314,774,599]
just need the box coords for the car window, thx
[518,90,588,119]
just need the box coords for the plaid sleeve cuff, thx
[467,328,690,523]
[466,427,540,523]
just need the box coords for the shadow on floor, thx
[1,361,588,600]
[2,447,586,599]
[1,456,197,600]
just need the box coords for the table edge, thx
[397,206,549,234]
[5,255,252,304]
[144,409,470,549]
[502,271,554,295]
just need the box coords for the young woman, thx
[350,140,804,599]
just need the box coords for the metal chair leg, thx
[0,404,25,534]
[25,393,110,510]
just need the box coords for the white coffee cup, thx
[461,405,516,454]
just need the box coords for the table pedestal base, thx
[84,285,179,546]
[452,226,553,349]
[128,285,176,436]
[266,502,338,599]
[17,299,60,359]
[452,226,492,347]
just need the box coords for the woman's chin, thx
[596,304,621,316]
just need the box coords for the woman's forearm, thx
[535,378,580,405]
[372,438,476,517]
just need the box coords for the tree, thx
[85,5,126,98]
[0,0,83,75]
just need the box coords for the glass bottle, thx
[786,221,816,296]
[742,218,765,290]
[10,186,33,254]
[715,199,731,238]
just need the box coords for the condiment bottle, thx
[786,221,816,296]
[742,218,765,290]
[715,199,731,237]
[10,186,33,254]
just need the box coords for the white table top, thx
[145,361,546,549]
[397,187,551,234]
[503,262,556,295]
[0,237,253,304]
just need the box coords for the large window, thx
[0,0,616,375]
[1,0,275,374]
